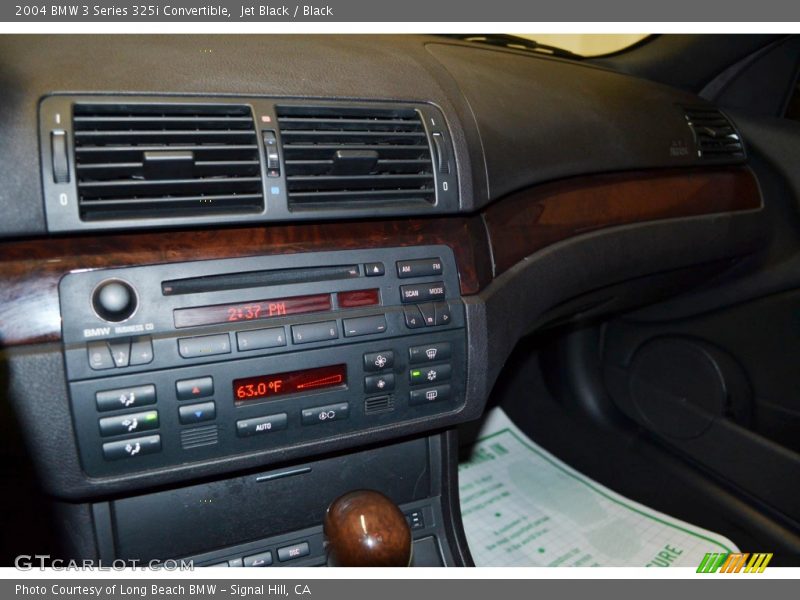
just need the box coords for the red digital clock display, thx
[174,293,332,328]
[234,364,347,402]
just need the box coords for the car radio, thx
[59,246,467,477]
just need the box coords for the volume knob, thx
[93,280,137,322]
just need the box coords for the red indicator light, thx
[234,364,347,402]
[337,289,380,309]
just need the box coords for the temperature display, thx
[233,364,347,402]
[174,294,332,328]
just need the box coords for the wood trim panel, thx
[484,167,762,275]
[0,167,761,347]
[0,217,492,346]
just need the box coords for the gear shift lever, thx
[324,489,412,567]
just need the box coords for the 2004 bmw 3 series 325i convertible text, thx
[0,33,799,568]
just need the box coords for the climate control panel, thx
[60,246,468,477]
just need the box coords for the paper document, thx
[458,408,738,567]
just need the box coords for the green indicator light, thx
[146,413,158,421]
[412,370,421,377]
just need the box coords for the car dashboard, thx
[0,34,768,567]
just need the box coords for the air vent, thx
[683,107,745,160]
[73,103,264,221]
[276,105,435,208]
[364,395,394,415]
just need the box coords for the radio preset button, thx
[102,434,161,461]
[397,258,443,279]
[96,384,156,412]
[178,401,216,425]
[365,373,395,394]
[409,384,452,406]
[343,314,387,338]
[363,351,394,372]
[176,376,214,400]
[291,321,339,344]
[410,364,451,385]
[409,343,452,364]
[237,327,287,351]
[99,410,159,437]
[400,282,446,304]
[178,334,231,358]
[301,402,349,426]
[236,413,288,437]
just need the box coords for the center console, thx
[59,246,467,479]
[50,245,474,565]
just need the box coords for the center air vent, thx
[73,103,264,221]
[276,105,436,208]
[683,107,745,160]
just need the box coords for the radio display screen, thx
[174,293,332,328]
[233,364,347,402]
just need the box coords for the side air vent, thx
[276,105,436,208]
[73,104,264,221]
[683,107,745,160]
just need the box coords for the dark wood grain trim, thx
[484,167,762,275]
[0,167,761,347]
[0,217,492,346]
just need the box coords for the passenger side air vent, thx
[276,105,436,208]
[683,107,745,160]
[73,103,264,221]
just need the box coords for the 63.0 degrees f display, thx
[233,364,348,402]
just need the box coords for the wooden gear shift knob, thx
[323,489,412,567]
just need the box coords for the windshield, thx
[513,34,649,57]
[449,34,650,58]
